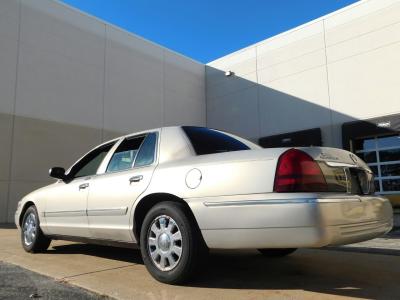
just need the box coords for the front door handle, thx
[79,183,89,190]
[129,175,143,183]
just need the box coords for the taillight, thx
[274,148,327,192]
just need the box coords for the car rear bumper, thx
[187,193,393,249]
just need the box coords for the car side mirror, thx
[49,167,66,180]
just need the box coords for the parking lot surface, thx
[1,228,399,300]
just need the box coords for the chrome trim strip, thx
[44,207,128,217]
[44,210,86,217]
[203,198,361,207]
[326,161,356,167]
[87,207,128,216]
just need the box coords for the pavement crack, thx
[57,264,136,281]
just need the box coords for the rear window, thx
[182,126,250,155]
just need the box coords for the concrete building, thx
[206,0,400,207]
[0,0,399,223]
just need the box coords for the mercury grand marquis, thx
[15,126,393,283]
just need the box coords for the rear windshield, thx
[182,126,250,155]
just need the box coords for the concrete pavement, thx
[1,228,400,300]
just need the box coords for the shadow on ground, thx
[48,242,399,300]
[50,243,143,265]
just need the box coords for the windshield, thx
[182,126,251,155]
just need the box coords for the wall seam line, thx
[204,64,208,127]
[328,38,400,65]
[255,46,261,141]
[5,0,22,222]
[322,19,335,147]
[101,24,107,142]
[162,50,166,126]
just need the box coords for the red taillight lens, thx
[274,149,327,192]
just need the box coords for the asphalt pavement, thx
[0,261,109,300]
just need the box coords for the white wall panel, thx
[164,51,205,100]
[103,26,164,133]
[208,47,256,73]
[257,49,326,84]
[324,0,400,39]
[259,66,331,137]
[257,22,324,70]
[329,41,400,124]
[327,16,400,63]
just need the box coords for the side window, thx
[134,132,157,167]
[106,136,145,173]
[70,143,115,179]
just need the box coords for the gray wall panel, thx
[0,114,14,182]
[207,86,260,141]
[0,182,9,223]
[10,116,102,183]
[16,0,105,128]
[0,0,19,115]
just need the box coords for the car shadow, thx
[0,224,17,229]
[324,246,400,256]
[47,243,399,299]
[49,243,143,264]
[188,249,399,299]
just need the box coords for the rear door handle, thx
[129,175,143,183]
[79,183,89,190]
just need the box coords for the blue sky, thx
[61,0,359,63]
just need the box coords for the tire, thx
[258,248,297,257]
[21,206,51,253]
[140,201,204,284]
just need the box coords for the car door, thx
[87,132,158,242]
[44,141,116,237]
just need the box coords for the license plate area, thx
[346,168,374,195]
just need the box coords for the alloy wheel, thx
[23,212,37,246]
[147,215,183,271]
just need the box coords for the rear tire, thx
[258,248,297,257]
[21,206,51,253]
[140,201,204,284]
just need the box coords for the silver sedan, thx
[15,126,393,283]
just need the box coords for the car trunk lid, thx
[299,147,375,195]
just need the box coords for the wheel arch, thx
[19,201,35,227]
[132,192,203,245]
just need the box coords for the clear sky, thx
[60,0,359,63]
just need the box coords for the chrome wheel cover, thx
[147,215,183,271]
[23,212,37,246]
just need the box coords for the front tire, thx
[258,248,297,257]
[21,206,51,253]
[140,201,203,284]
